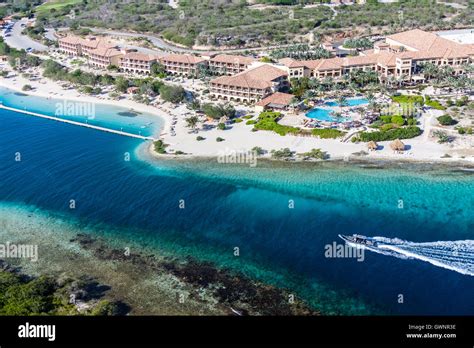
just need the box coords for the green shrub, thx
[202,103,236,120]
[217,122,226,130]
[311,128,345,139]
[234,118,243,123]
[216,137,225,142]
[153,140,168,154]
[0,275,56,315]
[246,120,257,125]
[196,136,205,141]
[406,117,417,126]
[391,115,405,126]
[456,127,473,135]
[160,84,185,103]
[380,123,396,132]
[379,115,393,124]
[90,300,121,316]
[358,126,422,142]
[455,96,469,107]
[425,96,446,110]
[271,148,294,159]
[253,111,300,136]
[299,148,328,160]
[437,115,458,126]
[252,146,265,156]
[391,95,424,105]
[433,130,452,144]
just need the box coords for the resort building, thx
[88,47,123,69]
[58,35,115,58]
[80,38,116,58]
[208,54,256,75]
[57,35,84,56]
[279,29,474,84]
[159,54,208,76]
[210,64,289,103]
[278,58,311,79]
[254,92,294,112]
[120,52,158,75]
[57,28,472,102]
[383,29,473,76]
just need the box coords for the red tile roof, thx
[210,54,255,65]
[122,52,157,62]
[255,92,294,107]
[211,64,288,89]
[160,54,206,64]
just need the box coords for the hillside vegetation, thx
[13,0,474,48]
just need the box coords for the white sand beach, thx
[0,67,174,136]
[1,67,473,165]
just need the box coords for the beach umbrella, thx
[390,139,405,152]
[367,141,378,151]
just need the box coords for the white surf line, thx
[0,104,157,141]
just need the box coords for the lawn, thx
[36,0,82,13]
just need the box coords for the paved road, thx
[44,27,58,41]
[4,19,48,52]
[89,28,304,54]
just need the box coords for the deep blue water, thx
[0,90,473,315]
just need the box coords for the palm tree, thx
[330,111,344,123]
[397,74,407,87]
[366,92,378,112]
[386,75,397,90]
[322,76,334,92]
[302,90,316,100]
[337,94,348,114]
[308,78,320,91]
[420,63,438,81]
[185,115,199,132]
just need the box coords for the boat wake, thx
[360,237,474,276]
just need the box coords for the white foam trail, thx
[366,237,474,276]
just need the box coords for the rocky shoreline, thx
[71,233,318,316]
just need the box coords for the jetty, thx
[0,104,157,141]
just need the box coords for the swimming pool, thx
[324,98,369,107]
[306,108,348,122]
[306,98,368,121]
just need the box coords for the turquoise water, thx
[306,98,368,121]
[0,87,162,137]
[0,89,473,315]
[306,108,341,122]
[324,98,369,107]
